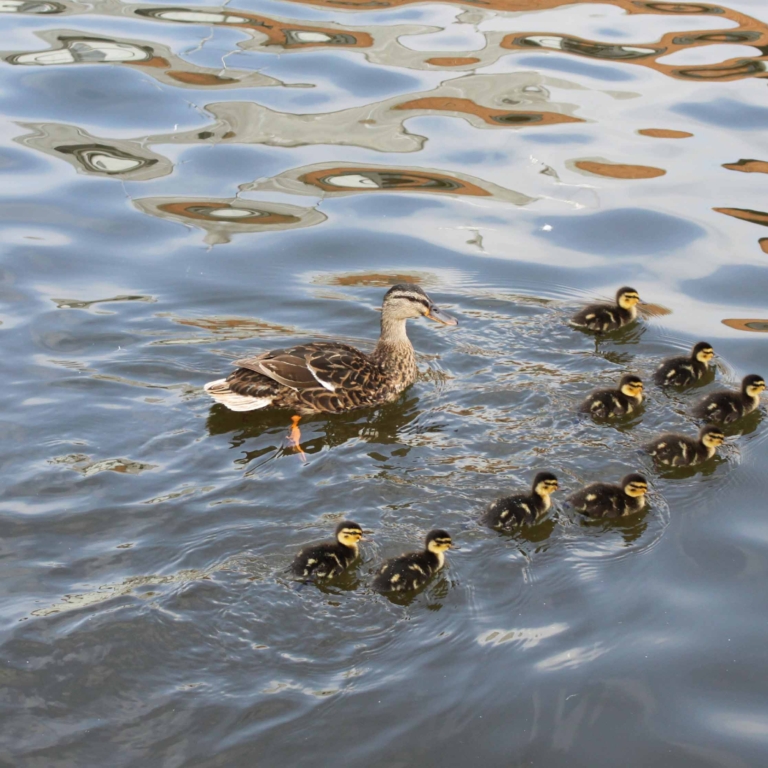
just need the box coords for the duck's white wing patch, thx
[307,363,336,392]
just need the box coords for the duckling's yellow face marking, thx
[696,348,715,363]
[747,380,766,397]
[618,291,641,310]
[535,479,559,496]
[621,381,644,398]
[624,481,648,498]
[702,432,725,449]
[427,537,453,554]
[337,527,363,547]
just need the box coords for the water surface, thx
[2,0,768,764]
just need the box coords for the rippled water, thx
[2,0,768,763]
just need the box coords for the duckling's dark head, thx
[532,471,559,496]
[616,286,640,310]
[335,521,364,548]
[621,473,648,498]
[382,284,457,326]
[425,529,453,553]
[692,341,715,364]
[742,374,766,398]
[619,374,644,399]
[699,425,725,449]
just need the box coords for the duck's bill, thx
[427,306,458,326]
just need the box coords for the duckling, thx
[571,286,641,332]
[644,425,725,467]
[653,341,715,388]
[692,374,766,425]
[483,472,559,530]
[568,473,649,519]
[291,521,363,580]
[372,529,454,593]
[580,374,644,419]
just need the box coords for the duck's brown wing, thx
[234,342,379,393]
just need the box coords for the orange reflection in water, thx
[279,0,768,82]
[500,17,768,83]
[714,208,768,227]
[135,7,373,50]
[299,167,492,196]
[722,319,768,332]
[425,57,482,67]
[158,201,301,226]
[394,97,583,128]
[638,129,694,138]
[575,161,666,179]
[722,159,768,174]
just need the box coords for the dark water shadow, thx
[205,393,423,459]
[372,572,452,608]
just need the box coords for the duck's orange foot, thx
[287,415,307,463]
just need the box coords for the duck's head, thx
[619,374,644,400]
[621,473,648,498]
[335,521,364,549]
[692,341,715,365]
[699,425,725,450]
[742,374,766,399]
[426,529,454,554]
[382,284,457,326]
[532,471,559,497]
[616,286,641,311]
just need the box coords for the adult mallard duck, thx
[653,341,715,388]
[571,286,641,333]
[692,374,765,425]
[204,284,457,453]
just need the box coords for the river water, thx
[2,0,768,764]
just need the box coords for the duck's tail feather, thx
[203,378,275,412]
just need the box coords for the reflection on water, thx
[134,197,327,244]
[135,6,375,51]
[722,319,768,333]
[145,72,584,153]
[501,21,768,82]
[714,207,768,227]
[240,161,534,204]
[722,158,768,174]
[5,0,768,84]
[570,159,666,179]
[3,29,285,88]
[638,128,694,138]
[17,123,173,180]
[0,0,64,12]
